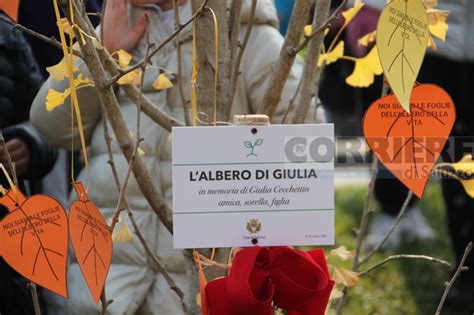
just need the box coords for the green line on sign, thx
[173,161,333,167]
[174,208,333,215]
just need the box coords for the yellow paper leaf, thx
[328,245,355,261]
[450,155,474,198]
[304,25,312,37]
[358,31,377,47]
[346,46,383,88]
[152,73,174,90]
[115,49,133,69]
[342,0,364,27]
[112,222,134,243]
[376,0,429,112]
[47,57,79,81]
[117,68,142,85]
[318,41,344,67]
[333,267,359,287]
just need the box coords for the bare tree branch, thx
[61,0,174,233]
[0,16,83,58]
[116,0,208,79]
[259,0,312,118]
[358,191,414,267]
[359,255,451,277]
[173,0,191,126]
[292,0,331,124]
[230,0,256,103]
[290,0,349,56]
[191,0,232,122]
[435,242,473,315]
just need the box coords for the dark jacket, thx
[0,12,57,315]
[0,12,58,183]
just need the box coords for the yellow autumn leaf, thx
[318,41,344,67]
[47,56,80,81]
[427,9,449,41]
[342,0,364,27]
[376,0,429,112]
[304,25,312,37]
[117,68,142,85]
[45,89,67,112]
[450,155,474,198]
[45,74,94,111]
[333,267,359,287]
[358,31,376,47]
[152,73,174,90]
[328,245,355,261]
[346,46,383,88]
[112,221,134,243]
[114,49,133,69]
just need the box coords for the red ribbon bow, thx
[205,246,335,315]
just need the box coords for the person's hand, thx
[345,6,380,57]
[103,0,147,53]
[0,138,30,177]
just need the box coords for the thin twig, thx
[126,208,187,311]
[0,16,82,58]
[27,283,42,315]
[435,242,473,315]
[110,16,152,232]
[115,0,208,80]
[359,255,451,277]
[292,0,330,124]
[291,0,348,56]
[259,0,312,118]
[358,191,414,267]
[336,83,390,315]
[281,78,303,124]
[0,132,17,184]
[173,0,191,126]
[230,0,256,101]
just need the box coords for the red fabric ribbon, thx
[205,246,335,315]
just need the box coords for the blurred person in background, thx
[29,0,322,313]
[0,8,58,315]
[351,0,474,311]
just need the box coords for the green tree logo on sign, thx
[244,139,263,157]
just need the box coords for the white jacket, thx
[30,0,313,314]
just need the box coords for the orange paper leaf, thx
[0,189,68,297]
[69,182,112,304]
[363,84,456,198]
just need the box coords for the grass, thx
[327,181,462,315]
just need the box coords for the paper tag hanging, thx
[363,84,456,198]
[69,182,112,304]
[0,188,69,298]
[376,0,429,113]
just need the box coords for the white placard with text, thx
[172,124,334,248]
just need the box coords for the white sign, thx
[172,124,334,248]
